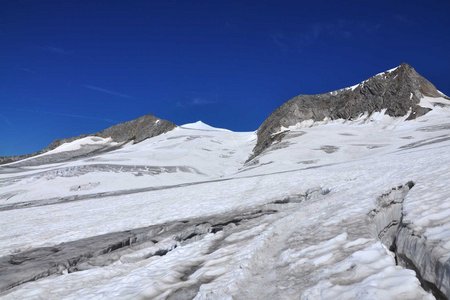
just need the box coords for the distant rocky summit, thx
[46,114,176,148]
[0,114,176,165]
[251,63,448,160]
[96,114,175,143]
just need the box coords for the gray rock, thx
[96,114,176,143]
[251,63,449,160]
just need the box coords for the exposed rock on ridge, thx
[0,114,176,165]
[49,114,176,147]
[251,63,448,160]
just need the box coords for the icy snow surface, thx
[45,136,117,155]
[1,101,450,299]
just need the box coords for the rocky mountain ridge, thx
[250,63,449,160]
[0,114,175,165]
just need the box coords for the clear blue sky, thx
[1,0,449,155]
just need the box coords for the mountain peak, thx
[397,62,412,70]
[181,121,231,132]
[340,63,442,98]
[251,63,449,160]
[379,62,415,75]
[0,114,176,165]
[95,114,175,144]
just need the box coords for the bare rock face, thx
[46,114,176,149]
[0,114,176,165]
[251,63,448,160]
[97,114,175,143]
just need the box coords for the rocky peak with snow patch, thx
[251,63,449,160]
[45,114,176,151]
[0,114,176,165]
[93,114,175,143]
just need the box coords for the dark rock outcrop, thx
[251,63,448,160]
[0,114,176,165]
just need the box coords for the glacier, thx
[1,78,450,298]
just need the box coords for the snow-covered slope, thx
[1,72,450,298]
[180,121,232,132]
[0,122,255,205]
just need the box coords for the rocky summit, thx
[251,63,447,160]
[0,114,175,165]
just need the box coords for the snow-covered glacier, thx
[1,66,450,299]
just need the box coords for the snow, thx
[437,90,448,97]
[334,65,400,94]
[0,136,118,166]
[347,83,360,91]
[419,96,450,109]
[0,125,256,203]
[302,243,433,300]
[180,120,231,132]
[1,97,450,298]
[374,66,399,77]
[45,136,117,154]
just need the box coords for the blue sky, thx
[1,0,450,155]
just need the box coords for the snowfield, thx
[1,98,450,299]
